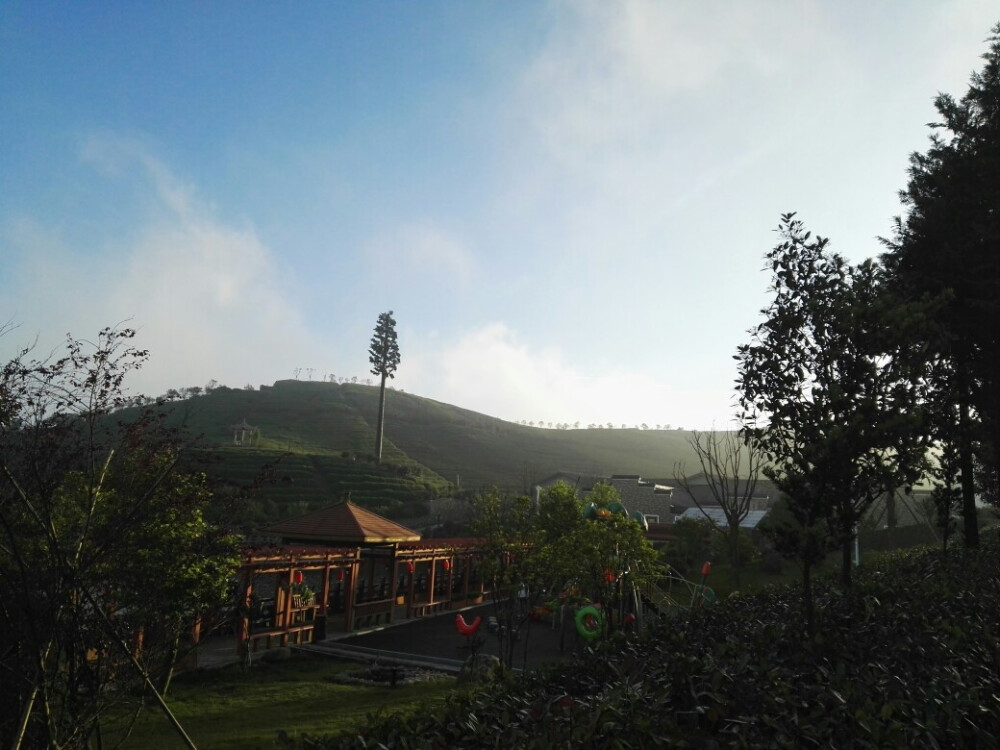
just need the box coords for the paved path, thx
[322,603,582,671]
[193,603,587,671]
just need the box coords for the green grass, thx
[337,382,703,489]
[186,380,702,490]
[135,378,712,527]
[108,655,454,749]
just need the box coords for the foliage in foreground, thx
[301,535,1000,748]
[0,327,242,749]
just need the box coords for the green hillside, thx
[335,382,702,489]
[166,380,705,525]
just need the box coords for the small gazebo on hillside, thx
[229,418,258,446]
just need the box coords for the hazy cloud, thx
[1,138,331,396]
[520,2,819,171]
[404,322,732,430]
[365,221,476,288]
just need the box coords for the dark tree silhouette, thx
[736,215,929,631]
[368,310,400,464]
[881,23,1000,542]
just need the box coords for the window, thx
[644,514,660,524]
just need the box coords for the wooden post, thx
[446,557,455,607]
[344,554,360,631]
[280,567,294,645]
[320,556,332,617]
[236,572,253,656]
[317,555,332,640]
[461,554,471,603]
[427,558,437,607]
[406,561,415,619]
[388,546,399,623]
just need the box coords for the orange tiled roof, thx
[265,501,421,544]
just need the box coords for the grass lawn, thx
[106,655,455,749]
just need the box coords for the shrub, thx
[297,533,1000,748]
[761,549,784,574]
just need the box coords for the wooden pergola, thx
[231,503,490,656]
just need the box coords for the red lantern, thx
[294,571,303,584]
[336,569,345,582]
[701,561,712,577]
[406,561,415,574]
[443,559,451,572]
[604,569,616,584]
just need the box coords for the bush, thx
[292,533,1000,748]
[761,549,784,574]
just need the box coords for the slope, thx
[163,380,708,523]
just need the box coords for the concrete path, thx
[192,602,585,672]
[314,603,581,671]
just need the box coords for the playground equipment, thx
[573,498,658,640]
[641,561,716,613]
[455,613,482,636]
[568,499,718,642]
[574,605,603,641]
[455,612,484,656]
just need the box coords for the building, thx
[229,501,490,657]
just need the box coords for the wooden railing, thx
[351,599,393,630]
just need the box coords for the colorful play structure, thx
[580,500,717,637]
[462,499,718,646]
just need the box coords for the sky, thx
[1,2,997,430]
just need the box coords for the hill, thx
[167,380,707,524]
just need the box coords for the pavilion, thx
[232,502,489,655]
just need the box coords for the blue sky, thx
[2,1,997,429]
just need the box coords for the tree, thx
[543,482,660,635]
[736,215,929,632]
[471,482,661,668]
[881,23,1000,542]
[0,327,241,749]
[673,430,764,587]
[469,488,539,669]
[368,310,400,464]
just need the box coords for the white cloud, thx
[81,134,199,219]
[403,322,735,430]
[520,1,820,171]
[364,221,476,289]
[1,138,331,396]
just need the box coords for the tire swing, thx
[574,605,603,641]
[693,584,716,607]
